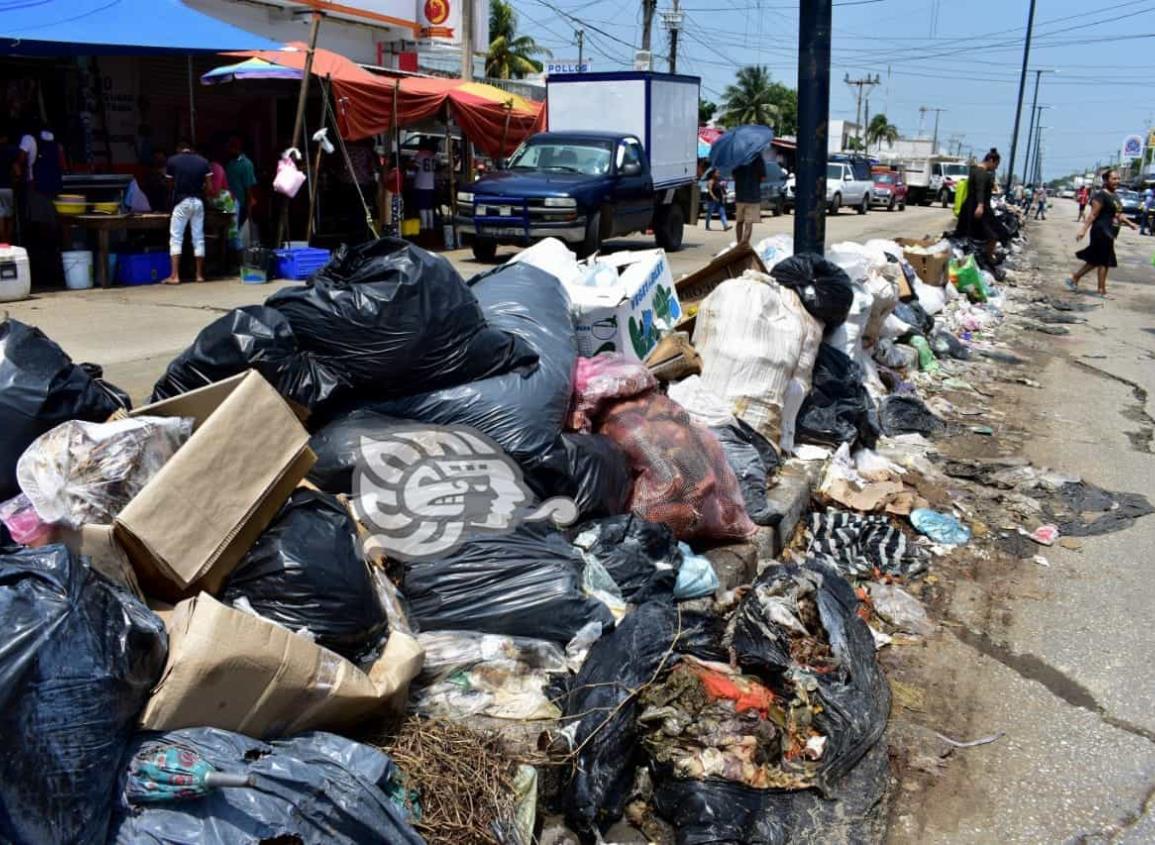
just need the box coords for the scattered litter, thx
[1027,524,1060,546]
[1032,555,1051,567]
[933,730,1005,749]
[910,509,971,546]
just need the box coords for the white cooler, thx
[0,245,31,302]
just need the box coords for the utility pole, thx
[641,0,657,53]
[461,0,474,79]
[918,106,945,154]
[1022,69,1055,185]
[576,29,584,68]
[844,73,880,149]
[661,0,684,73]
[1005,0,1038,192]
[796,0,833,254]
[1024,104,1049,187]
[864,97,870,149]
[1035,126,1045,185]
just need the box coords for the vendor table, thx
[61,212,232,288]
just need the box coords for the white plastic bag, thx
[827,241,872,283]
[912,278,946,315]
[666,375,736,428]
[753,233,794,271]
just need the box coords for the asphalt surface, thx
[5,204,954,402]
[889,200,1155,844]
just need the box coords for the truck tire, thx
[857,195,869,215]
[899,199,906,211]
[577,211,602,258]
[655,203,685,251]
[471,238,498,262]
[829,193,842,215]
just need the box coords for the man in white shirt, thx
[412,139,437,231]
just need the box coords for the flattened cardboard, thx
[675,243,768,333]
[140,593,424,738]
[111,372,315,601]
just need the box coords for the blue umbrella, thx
[201,57,304,86]
[708,125,775,175]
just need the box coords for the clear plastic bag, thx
[17,416,193,528]
[568,353,657,432]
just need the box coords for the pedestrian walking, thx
[731,153,765,245]
[704,168,730,232]
[1033,185,1047,220]
[955,148,1002,262]
[1066,168,1138,297]
[165,140,212,285]
[1076,184,1090,222]
[1141,186,1155,236]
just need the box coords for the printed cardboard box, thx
[895,237,949,286]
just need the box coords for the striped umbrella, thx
[201,57,303,85]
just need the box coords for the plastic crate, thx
[116,252,170,286]
[274,246,331,281]
[241,247,276,285]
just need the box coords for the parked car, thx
[1118,189,1143,222]
[1058,188,1075,199]
[870,171,907,211]
[825,160,872,215]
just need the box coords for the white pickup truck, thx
[784,157,874,216]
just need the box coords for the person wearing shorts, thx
[165,141,211,284]
[732,153,765,245]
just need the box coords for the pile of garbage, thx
[0,204,1071,844]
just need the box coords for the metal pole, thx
[931,108,942,155]
[275,10,322,249]
[794,0,832,255]
[1022,70,1043,185]
[577,30,584,67]
[1023,104,1038,187]
[641,0,657,52]
[1004,0,1037,192]
[461,0,474,80]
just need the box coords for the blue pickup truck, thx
[455,71,701,261]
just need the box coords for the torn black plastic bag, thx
[728,561,890,793]
[879,395,945,438]
[796,344,880,449]
[0,545,167,845]
[79,363,133,412]
[570,514,681,604]
[769,253,855,327]
[0,319,128,501]
[710,419,780,526]
[346,260,576,471]
[221,489,387,663]
[109,728,423,845]
[267,238,536,396]
[307,408,410,494]
[930,329,970,361]
[526,432,632,520]
[562,601,728,838]
[403,522,615,643]
[893,301,935,337]
[148,305,345,410]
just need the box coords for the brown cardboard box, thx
[102,372,315,601]
[675,243,769,333]
[895,237,949,287]
[140,592,424,738]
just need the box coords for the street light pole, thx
[1005,0,1038,192]
[1024,103,1050,187]
[795,0,833,255]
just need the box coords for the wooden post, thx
[445,106,456,248]
[500,103,512,167]
[274,10,322,248]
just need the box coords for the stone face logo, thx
[352,425,578,561]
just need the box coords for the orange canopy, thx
[233,45,545,157]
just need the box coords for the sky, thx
[507,0,1155,181]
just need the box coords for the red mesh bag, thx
[597,393,756,542]
[568,353,658,432]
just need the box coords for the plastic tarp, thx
[0,545,167,845]
[109,728,423,845]
[268,238,535,399]
[692,271,822,448]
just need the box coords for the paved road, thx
[4,204,954,402]
[889,200,1155,844]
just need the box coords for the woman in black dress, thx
[1067,168,1138,296]
[956,148,1002,262]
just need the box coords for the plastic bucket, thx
[62,250,94,290]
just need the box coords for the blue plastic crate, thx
[116,252,170,286]
[274,247,331,281]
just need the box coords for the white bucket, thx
[62,250,94,290]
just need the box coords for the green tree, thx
[845,136,865,152]
[699,99,717,124]
[866,114,899,150]
[718,66,797,135]
[486,0,551,79]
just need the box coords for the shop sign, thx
[546,60,592,74]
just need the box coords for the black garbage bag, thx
[562,601,728,837]
[109,728,423,845]
[221,489,387,663]
[796,344,880,449]
[307,408,410,494]
[267,238,535,396]
[729,561,890,793]
[526,432,632,521]
[78,362,133,411]
[710,419,780,526]
[769,253,855,327]
[879,395,945,438]
[0,545,167,845]
[570,514,681,604]
[0,319,127,501]
[893,301,935,336]
[403,522,615,643]
[347,260,575,470]
[930,328,970,360]
[148,305,346,410]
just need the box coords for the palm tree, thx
[866,114,900,151]
[719,66,781,128]
[486,0,551,79]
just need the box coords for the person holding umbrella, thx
[709,125,773,245]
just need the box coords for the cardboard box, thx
[895,237,949,287]
[104,372,315,601]
[566,248,682,362]
[140,593,423,738]
[674,243,768,334]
